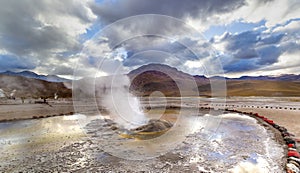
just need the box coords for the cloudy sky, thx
[0,0,299,78]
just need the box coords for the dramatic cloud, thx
[91,0,300,33]
[0,0,299,77]
[0,0,96,73]
[209,18,300,75]
[81,16,219,76]
[233,0,300,27]
[85,0,300,77]
[91,0,246,25]
[0,55,36,71]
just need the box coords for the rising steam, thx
[73,75,148,129]
[96,75,148,129]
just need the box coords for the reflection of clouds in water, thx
[82,110,284,172]
[230,156,270,173]
[185,113,284,172]
[41,116,84,134]
[62,114,87,121]
[0,114,93,149]
[0,111,284,172]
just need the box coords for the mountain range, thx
[1,65,300,83]
[1,63,300,98]
[129,63,300,81]
[0,71,70,83]
[127,64,300,97]
[0,74,71,98]
[230,74,300,81]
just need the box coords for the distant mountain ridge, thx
[230,74,300,81]
[0,74,72,98]
[1,64,300,98]
[2,66,299,83]
[127,63,300,97]
[0,71,70,83]
[129,63,300,81]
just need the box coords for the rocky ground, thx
[1,97,298,172]
[0,108,285,172]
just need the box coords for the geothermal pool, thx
[0,105,284,172]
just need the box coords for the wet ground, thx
[0,101,285,172]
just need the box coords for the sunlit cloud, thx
[0,0,299,77]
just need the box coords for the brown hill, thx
[0,74,72,99]
[129,70,181,96]
[128,64,209,96]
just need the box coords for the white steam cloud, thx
[96,75,148,129]
[73,75,148,129]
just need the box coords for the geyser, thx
[95,75,148,129]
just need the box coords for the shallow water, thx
[0,102,285,172]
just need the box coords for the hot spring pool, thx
[0,109,284,172]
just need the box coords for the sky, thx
[0,0,299,78]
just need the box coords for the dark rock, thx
[132,119,173,132]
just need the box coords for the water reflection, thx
[0,109,284,172]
